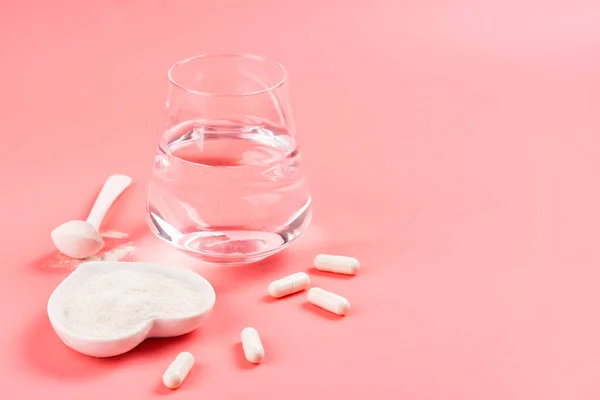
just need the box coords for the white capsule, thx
[314,254,360,275]
[241,327,264,364]
[162,352,195,389]
[268,272,311,298]
[307,287,350,316]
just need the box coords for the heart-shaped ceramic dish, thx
[47,261,216,358]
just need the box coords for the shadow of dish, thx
[20,313,111,379]
[21,312,203,379]
[101,329,203,367]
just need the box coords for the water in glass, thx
[147,56,311,264]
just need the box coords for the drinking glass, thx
[147,54,312,265]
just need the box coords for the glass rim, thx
[167,53,288,97]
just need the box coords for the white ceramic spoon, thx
[51,175,132,259]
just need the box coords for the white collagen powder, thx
[63,269,210,338]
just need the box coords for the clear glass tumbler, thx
[147,54,312,265]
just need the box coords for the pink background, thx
[2,0,600,398]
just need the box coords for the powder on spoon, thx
[63,269,210,338]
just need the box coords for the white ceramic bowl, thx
[47,261,216,358]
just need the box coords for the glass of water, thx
[147,54,312,265]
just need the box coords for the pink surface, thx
[1,0,600,398]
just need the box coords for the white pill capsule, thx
[268,272,311,298]
[162,352,195,389]
[314,254,360,275]
[307,287,350,316]
[241,327,264,364]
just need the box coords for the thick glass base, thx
[146,200,312,266]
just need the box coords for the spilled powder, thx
[99,230,130,239]
[44,231,136,269]
[87,243,136,262]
